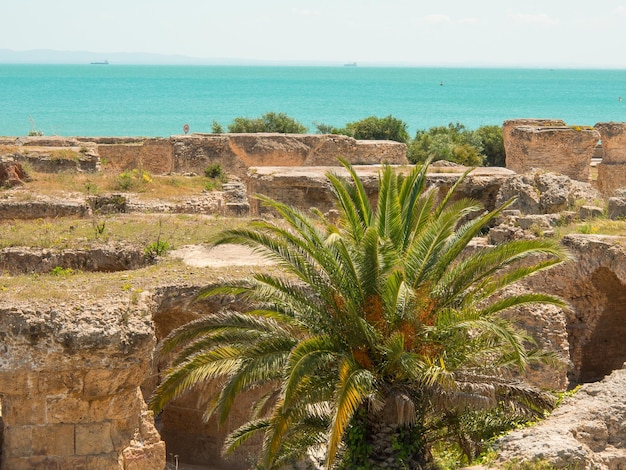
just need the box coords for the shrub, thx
[204,162,224,179]
[475,125,505,167]
[333,115,410,143]
[211,120,224,134]
[115,169,153,192]
[50,266,75,276]
[226,112,307,134]
[408,122,485,166]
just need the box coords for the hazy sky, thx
[3,0,626,67]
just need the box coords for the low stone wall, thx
[0,243,150,274]
[4,134,408,178]
[246,165,515,217]
[0,300,165,470]
[595,122,626,195]
[170,133,408,178]
[0,198,89,219]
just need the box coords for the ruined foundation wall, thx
[504,124,600,182]
[170,133,408,178]
[595,122,626,195]
[520,235,626,385]
[0,301,165,470]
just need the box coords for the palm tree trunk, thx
[341,405,433,469]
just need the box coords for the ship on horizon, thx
[344,62,357,67]
[90,60,109,65]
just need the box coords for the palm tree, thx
[149,159,569,469]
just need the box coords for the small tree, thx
[150,159,569,469]
[211,120,224,134]
[334,115,410,143]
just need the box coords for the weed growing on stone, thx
[116,169,153,192]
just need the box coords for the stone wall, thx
[246,165,515,217]
[95,138,174,175]
[502,118,566,157]
[4,134,407,178]
[504,123,600,181]
[520,234,626,385]
[170,133,408,178]
[0,300,165,470]
[595,122,626,195]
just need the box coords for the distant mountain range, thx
[0,49,342,66]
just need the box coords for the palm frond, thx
[326,358,376,468]
[223,418,271,455]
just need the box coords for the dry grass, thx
[0,213,251,250]
[23,169,212,199]
[0,257,281,303]
[555,218,626,242]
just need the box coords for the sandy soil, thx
[169,244,276,268]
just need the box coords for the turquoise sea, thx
[1,65,625,137]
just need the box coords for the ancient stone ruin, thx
[503,119,626,198]
[0,298,165,469]
[1,130,626,468]
[503,119,600,182]
[595,122,626,195]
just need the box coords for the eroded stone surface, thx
[247,165,514,216]
[496,169,600,215]
[504,124,600,181]
[595,122,626,195]
[0,297,165,470]
[496,367,626,469]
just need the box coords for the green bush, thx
[211,120,224,134]
[408,122,485,166]
[204,162,224,179]
[225,112,307,134]
[333,114,410,143]
[475,125,505,167]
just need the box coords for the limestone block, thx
[504,125,600,181]
[2,456,71,470]
[579,205,604,220]
[608,197,626,219]
[496,368,626,468]
[122,441,167,470]
[502,118,565,162]
[2,425,33,459]
[38,370,84,395]
[46,396,90,423]
[75,422,115,455]
[0,371,38,396]
[83,366,144,397]
[595,122,626,163]
[2,395,47,426]
[597,162,626,195]
[87,390,142,422]
[32,423,75,456]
